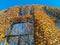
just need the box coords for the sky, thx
[0,0,60,10]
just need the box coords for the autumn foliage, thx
[0,5,60,45]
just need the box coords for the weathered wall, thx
[0,6,32,42]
